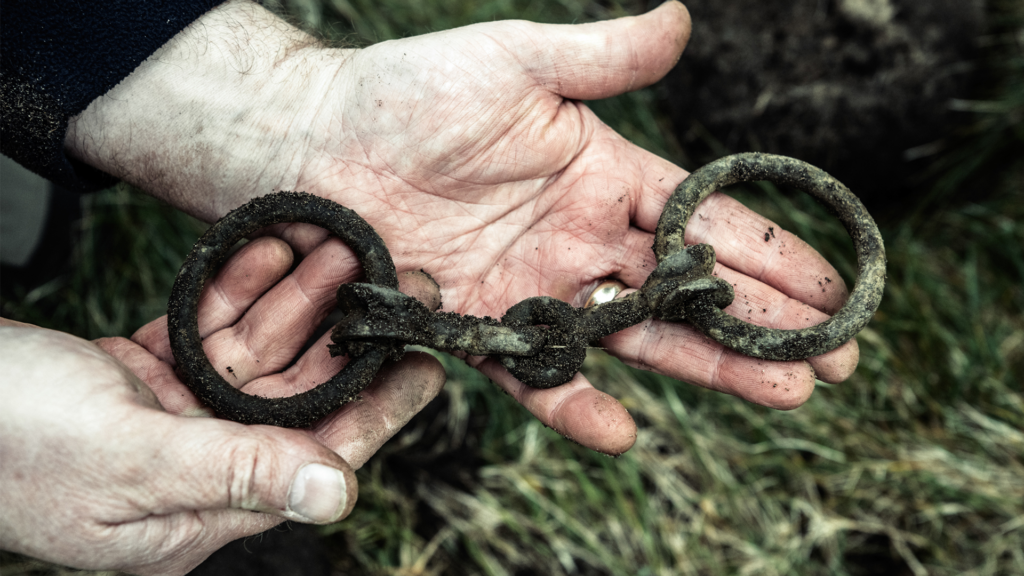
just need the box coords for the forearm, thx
[64,0,347,221]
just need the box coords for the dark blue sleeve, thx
[1,0,223,192]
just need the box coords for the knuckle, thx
[222,438,267,511]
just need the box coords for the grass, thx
[2,0,1022,575]
[0,185,206,340]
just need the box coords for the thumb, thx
[520,1,691,100]
[147,415,358,524]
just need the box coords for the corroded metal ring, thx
[167,192,398,428]
[653,153,887,360]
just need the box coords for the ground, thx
[661,0,985,218]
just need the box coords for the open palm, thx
[97,2,860,455]
[241,2,861,452]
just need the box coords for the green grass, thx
[2,0,1022,575]
[1,184,206,339]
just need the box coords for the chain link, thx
[168,153,886,427]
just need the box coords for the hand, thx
[67,1,859,456]
[0,238,446,575]
[275,2,860,447]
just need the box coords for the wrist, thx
[65,0,348,221]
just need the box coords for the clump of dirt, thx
[661,0,986,218]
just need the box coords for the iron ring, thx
[167,192,399,428]
[653,153,887,360]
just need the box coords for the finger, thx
[472,358,637,456]
[236,326,348,399]
[200,236,363,384]
[601,227,860,383]
[712,264,860,383]
[133,236,294,364]
[631,156,850,315]
[518,1,691,100]
[631,149,689,233]
[258,221,338,258]
[124,510,283,576]
[130,411,359,525]
[314,351,448,469]
[683,192,850,315]
[96,336,211,417]
[233,265,446,399]
[254,273,445,465]
[399,269,443,312]
[194,237,296,337]
[603,311,817,410]
[599,281,855,406]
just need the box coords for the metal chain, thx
[168,153,886,427]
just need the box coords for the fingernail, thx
[287,463,347,523]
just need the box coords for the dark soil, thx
[659,0,986,219]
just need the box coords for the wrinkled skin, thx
[0,240,446,575]
[17,1,860,572]
[261,1,859,450]
[67,0,858,456]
